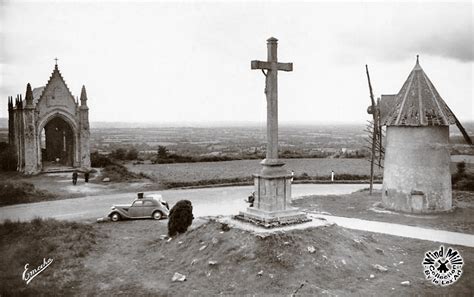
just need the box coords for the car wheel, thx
[111,213,121,222]
[152,211,162,220]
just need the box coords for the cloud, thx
[336,2,473,63]
[416,28,473,62]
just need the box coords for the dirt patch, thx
[293,190,474,234]
[0,171,159,205]
[2,219,472,295]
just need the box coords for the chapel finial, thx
[416,55,419,64]
[25,83,34,107]
[80,85,88,107]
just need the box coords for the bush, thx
[111,148,127,160]
[0,142,17,171]
[0,181,51,206]
[126,148,139,160]
[101,164,144,182]
[163,177,252,188]
[107,147,140,161]
[294,173,376,181]
[168,200,194,237]
[157,146,168,159]
[334,174,371,181]
[452,162,474,191]
[90,151,113,168]
[456,178,474,191]
[457,161,466,175]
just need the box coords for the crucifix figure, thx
[251,37,293,165]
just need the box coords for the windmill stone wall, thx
[379,57,457,213]
[382,126,452,212]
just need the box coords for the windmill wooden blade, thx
[375,97,384,167]
[445,106,473,145]
[366,65,376,108]
[378,129,384,167]
[365,64,378,195]
[455,120,473,145]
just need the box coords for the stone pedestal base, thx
[237,207,310,228]
[237,162,310,228]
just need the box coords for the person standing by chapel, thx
[72,171,78,185]
[84,171,90,183]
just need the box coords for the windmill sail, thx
[365,65,384,195]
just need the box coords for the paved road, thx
[313,214,474,248]
[2,183,472,247]
[0,184,376,222]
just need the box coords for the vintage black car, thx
[108,193,170,222]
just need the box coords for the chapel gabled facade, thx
[8,63,91,174]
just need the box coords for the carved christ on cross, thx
[251,37,293,165]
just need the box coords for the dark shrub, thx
[0,142,17,171]
[296,172,310,180]
[90,151,113,168]
[452,162,468,185]
[0,181,50,206]
[111,148,127,160]
[157,146,168,159]
[456,178,474,191]
[168,200,194,237]
[101,164,141,181]
[126,148,139,160]
[453,164,474,191]
[457,161,466,175]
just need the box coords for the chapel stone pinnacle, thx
[80,85,88,107]
[25,83,34,107]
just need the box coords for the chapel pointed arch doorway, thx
[40,116,75,168]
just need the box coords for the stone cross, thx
[251,37,292,165]
[54,57,58,65]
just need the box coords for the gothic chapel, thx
[7,62,91,174]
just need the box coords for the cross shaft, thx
[251,37,293,165]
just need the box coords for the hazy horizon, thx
[1,1,472,124]
[1,117,473,130]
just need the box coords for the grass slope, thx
[0,218,102,296]
[2,218,471,296]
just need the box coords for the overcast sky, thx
[1,0,473,124]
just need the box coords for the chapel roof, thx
[32,86,45,105]
[381,56,457,126]
[28,63,76,107]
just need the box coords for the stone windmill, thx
[374,56,472,213]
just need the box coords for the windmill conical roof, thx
[381,57,456,126]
